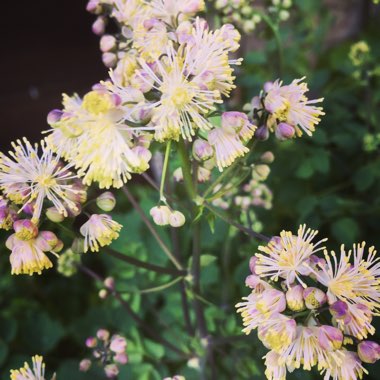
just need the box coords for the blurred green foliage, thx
[1,1,380,379]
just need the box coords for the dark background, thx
[0,0,105,150]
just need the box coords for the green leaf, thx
[143,339,165,360]
[331,218,360,245]
[0,339,8,366]
[353,165,376,191]
[200,254,217,267]
[0,317,17,343]
[295,160,314,179]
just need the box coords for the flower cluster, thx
[214,0,292,34]
[236,224,380,380]
[80,329,128,378]
[10,355,55,380]
[251,77,325,141]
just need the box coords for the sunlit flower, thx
[264,77,325,137]
[0,138,79,222]
[80,214,122,252]
[10,355,47,380]
[264,351,287,380]
[255,224,327,288]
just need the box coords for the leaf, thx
[0,339,8,366]
[200,254,217,267]
[0,317,17,343]
[143,339,165,360]
[331,218,360,245]
[295,160,314,179]
[353,165,376,192]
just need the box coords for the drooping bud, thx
[79,359,92,372]
[173,168,183,182]
[260,151,275,164]
[192,139,214,162]
[92,16,106,35]
[36,231,59,251]
[47,109,63,125]
[104,276,115,290]
[286,285,305,312]
[97,329,110,341]
[169,211,186,228]
[358,341,380,364]
[102,52,117,68]
[253,164,270,181]
[318,325,343,351]
[303,287,327,309]
[100,35,116,52]
[275,122,295,141]
[110,335,127,353]
[255,125,269,141]
[114,352,128,365]
[14,220,38,240]
[96,192,116,212]
[86,337,97,348]
[104,364,119,378]
[46,207,65,223]
[52,239,64,253]
[86,0,101,14]
[150,205,171,226]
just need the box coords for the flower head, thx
[10,355,46,380]
[80,214,122,252]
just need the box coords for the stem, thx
[178,139,196,200]
[138,276,184,294]
[204,203,271,243]
[105,247,186,276]
[159,140,172,203]
[78,265,188,357]
[122,187,183,270]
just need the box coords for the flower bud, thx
[96,192,116,212]
[358,341,380,364]
[286,285,305,312]
[254,164,270,181]
[46,207,65,223]
[256,289,286,316]
[104,364,119,378]
[47,109,63,125]
[260,151,275,164]
[114,352,128,365]
[318,325,343,351]
[0,207,17,230]
[71,237,85,254]
[100,35,116,52]
[86,0,101,13]
[330,301,351,323]
[14,220,38,240]
[23,203,35,216]
[36,231,59,251]
[79,359,92,372]
[52,239,64,253]
[97,329,110,341]
[102,52,117,68]
[192,139,214,162]
[249,256,258,274]
[197,166,211,183]
[150,205,170,226]
[110,335,127,353]
[173,168,183,182]
[86,337,97,348]
[303,287,327,309]
[275,122,295,141]
[169,211,186,228]
[222,111,249,133]
[264,81,274,93]
[255,125,269,141]
[92,16,106,35]
[99,289,108,299]
[104,276,115,290]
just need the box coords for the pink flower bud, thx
[260,151,275,164]
[96,192,116,212]
[92,16,106,35]
[102,52,117,68]
[100,35,117,52]
[256,289,286,315]
[303,287,327,309]
[86,0,101,13]
[47,109,63,125]
[79,359,92,372]
[104,364,119,378]
[110,335,127,353]
[255,125,269,141]
[173,168,183,182]
[330,301,351,323]
[222,111,249,133]
[86,337,97,348]
[150,206,171,226]
[14,220,39,240]
[275,122,295,141]
[264,81,274,92]
[358,341,380,364]
[286,285,305,312]
[23,203,35,216]
[114,352,128,365]
[192,139,214,162]
[52,239,64,253]
[104,277,115,290]
[169,210,186,228]
[97,329,110,341]
[36,231,59,251]
[46,207,65,223]
[99,289,108,299]
[318,325,343,351]
[249,256,258,274]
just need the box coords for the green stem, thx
[178,139,196,200]
[139,276,184,294]
[160,140,172,203]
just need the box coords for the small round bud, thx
[47,109,63,125]
[318,325,343,351]
[36,231,59,251]
[222,111,249,133]
[110,335,127,353]
[14,220,38,240]
[329,300,350,323]
[96,192,116,212]
[169,211,186,228]
[150,205,171,226]
[79,359,92,372]
[100,35,116,52]
[104,364,119,378]
[303,287,327,309]
[254,164,270,181]
[102,52,117,68]
[255,125,269,141]
[46,207,65,223]
[86,337,97,348]
[86,0,101,13]
[192,139,214,162]
[99,289,108,299]
[97,329,110,341]
[52,239,64,253]
[114,352,128,365]
[358,341,380,364]
[104,276,115,289]
[173,168,183,182]
[275,122,295,141]
[260,151,275,164]
[92,16,106,35]
[286,285,305,312]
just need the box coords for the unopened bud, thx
[52,239,64,253]
[254,164,270,181]
[255,125,269,141]
[14,220,38,240]
[150,205,171,226]
[110,335,127,353]
[99,289,108,299]
[86,337,97,348]
[286,285,305,312]
[173,168,183,182]
[104,364,119,378]
[47,109,63,125]
[169,210,186,228]
[330,301,350,323]
[96,192,116,212]
[275,122,295,141]
[303,287,327,309]
[36,231,59,251]
[260,151,275,164]
[100,35,116,52]
[97,329,110,341]
[79,359,92,372]
[102,52,117,68]
[318,325,343,351]
[86,0,101,13]
[114,353,128,365]
[192,139,214,162]
[46,207,65,223]
[92,16,106,35]
[222,111,249,133]
[104,276,115,289]
[358,341,380,364]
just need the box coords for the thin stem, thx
[78,264,188,357]
[138,276,184,294]
[160,140,172,203]
[204,202,271,243]
[105,247,186,276]
[142,172,160,192]
[122,186,183,270]
[178,139,196,200]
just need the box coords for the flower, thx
[303,287,327,309]
[150,0,205,24]
[80,214,122,252]
[255,224,327,288]
[0,138,79,222]
[10,355,46,380]
[318,325,344,351]
[6,220,61,275]
[286,285,305,312]
[264,351,287,380]
[169,210,186,227]
[357,341,380,364]
[110,335,127,353]
[150,205,171,226]
[264,77,325,137]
